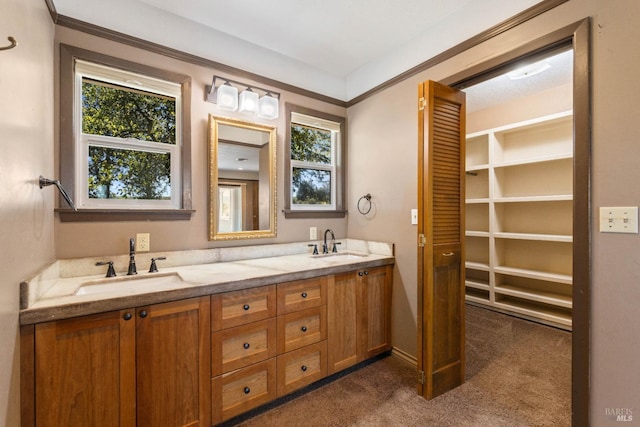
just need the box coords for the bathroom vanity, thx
[19,240,394,426]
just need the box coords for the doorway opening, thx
[438,19,590,426]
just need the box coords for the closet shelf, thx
[492,152,573,169]
[493,195,572,203]
[465,262,490,272]
[493,232,572,242]
[493,266,572,285]
[494,285,572,308]
[465,198,490,204]
[465,279,490,290]
[466,230,490,238]
[493,299,572,329]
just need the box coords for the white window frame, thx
[289,112,341,211]
[73,60,182,209]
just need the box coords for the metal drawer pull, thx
[301,365,308,372]
[301,326,308,332]
[243,342,250,350]
[243,304,250,311]
[244,387,251,394]
[442,252,454,257]
[301,292,308,298]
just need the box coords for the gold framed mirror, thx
[208,115,277,240]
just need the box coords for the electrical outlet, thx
[136,233,150,252]
[310,226,318,240]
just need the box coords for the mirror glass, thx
[209,115,277,240]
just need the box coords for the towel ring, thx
[1,36,17,51]
[357,193,372,215]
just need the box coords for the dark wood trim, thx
[43,0,57,22]
[571,18,592,427]
[347,0,569,107]
[54,15,346,108]
[20,325,35,427]
[283,103,347,219]
[47,0,567,107]
[57,209,195,222]
[282,210,348,219]
[442,18,591,427]
[58,44,193,217]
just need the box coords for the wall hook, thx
[0,36,17,51]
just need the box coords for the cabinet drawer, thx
[277,276,327,314]
[277,305,326,353]
[212,358,276,424]
[276,341,327,397]
[212,285,276,331]
[212,318,277,376]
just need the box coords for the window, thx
[59,45,192,221]
[284,104,346,218]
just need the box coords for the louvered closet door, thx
[417,80,466,400]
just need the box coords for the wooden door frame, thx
[440,18,591,427]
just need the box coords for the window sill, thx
[56,208,195,222]
[283,209,347,219]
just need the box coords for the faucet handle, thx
[149,257,167,273]
[307,244,318,255]
[332,242,342,253]
[96,261,116,278]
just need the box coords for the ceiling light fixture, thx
[506,61,551,80]
[206,76,280,119]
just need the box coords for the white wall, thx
[347,1,640,424]
[0,0,56,425]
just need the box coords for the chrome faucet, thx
[323,229,335,254]
[127,238,137,275]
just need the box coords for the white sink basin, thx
[310,252,369,261]
[75,272,188,296]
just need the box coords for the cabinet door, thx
[136,296,211,427]
[34,310,136,427]
[327,272,358,375]
[358,265,392,360]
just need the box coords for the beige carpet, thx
[225,305,572,427]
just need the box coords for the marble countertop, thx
[20,239,394,325]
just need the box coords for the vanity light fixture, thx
[257,93,279,120]
[206,75,280,119]
[216,81,238,111]
[238,88,259,114]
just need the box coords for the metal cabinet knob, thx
[243,342,250,350]
[123,312,132,321]
[301,326,307,332]
[139,310,148,318]
[243,304,250,311]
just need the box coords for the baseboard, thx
[391,346,417,367]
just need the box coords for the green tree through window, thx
[82,79,176,200]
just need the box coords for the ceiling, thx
[51,0,545,101]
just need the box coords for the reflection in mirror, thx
[209,115,276,240]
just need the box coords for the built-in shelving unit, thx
[464,111,573,330]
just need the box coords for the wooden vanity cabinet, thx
[27,296,211,427]
[327,265,393,375]
[275,277,328,397]
[211,285,278,424]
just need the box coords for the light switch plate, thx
[599,207,639,233]
[309,226,317,240]
[411,209,418,225]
